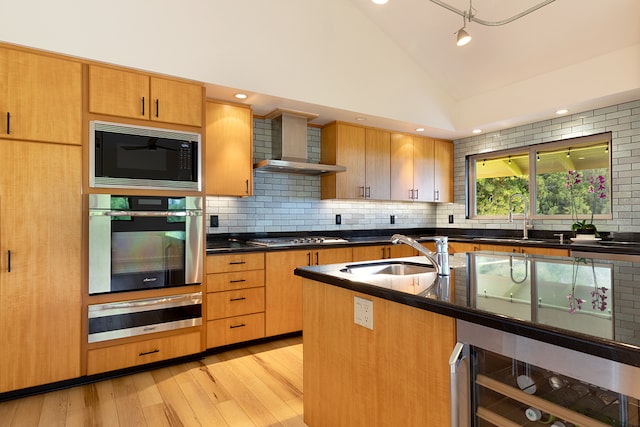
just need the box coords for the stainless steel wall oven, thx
[89,194,203,295]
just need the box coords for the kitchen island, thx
[295,251,640,426]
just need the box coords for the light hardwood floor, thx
[0,336,305,427]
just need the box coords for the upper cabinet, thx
[88,65,203,127]
[205,100,253,196]
[0,47,81,145]
[433,138,454,202]
[321,123,390,200]
[390,133,453,202]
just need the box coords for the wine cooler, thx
[452,320,640,427]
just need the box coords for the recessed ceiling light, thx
[415,127,425,132]
[556,109,568,115]
[355,117,366,121]
[472,129,482,134]
[372,0,388,4]
[234,93,248,99]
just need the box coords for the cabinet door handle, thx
[229,261,246,265]
[245,179,249,194]
[435,190,440,201]
[229,279,246,283]
[359,186,365,198]
[6,112,10,134]
[381,247,386,259]
[415,189,419,200]
[155,99,159,118]
[365,186,371,198]
[315,252,319,265]
[409,189,414,200]
[139,349,160,357]
[230,323,246,329]
[307,252,311,266]
[7,250,10,272]
[230,296,247,302]
[387,247,391,258]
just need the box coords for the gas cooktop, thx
[247,236,349,247]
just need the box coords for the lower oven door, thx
[88,292,202,343]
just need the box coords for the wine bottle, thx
[524,407,556,423]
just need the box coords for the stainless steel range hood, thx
[253,108,346,175]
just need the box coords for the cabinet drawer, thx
[207,313,265,348]
[207,253,264,273]
[86,331,201,375]
[207,287,265,319]
[207,269,265,292]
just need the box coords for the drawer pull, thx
[229,279,246,283]
[230,323,246,329]
[139,349,160,357]
[229,261,246,265]
[230,297,247,302]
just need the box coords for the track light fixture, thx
[430,0,556,47]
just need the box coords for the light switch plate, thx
[354,296,374,330]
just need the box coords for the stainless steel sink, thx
[340,261,435,276]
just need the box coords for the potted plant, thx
[566,170,606,238]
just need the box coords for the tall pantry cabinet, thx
[0,45,82,393]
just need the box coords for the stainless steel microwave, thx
[90,121,201,191]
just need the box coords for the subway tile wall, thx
[207,99,639,235]
[438,99,640,234]
[206,121,437,234]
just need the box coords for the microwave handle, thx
[449,342,468,427]
[92,210,202,217]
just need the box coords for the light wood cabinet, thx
[265,247,352,336]
[87,331,201,375]
[303,279,455,426]
[0,47,81,145]
[321,123,391,200]
[88,64,203,127]
[434,138,454,202]
[206,252,265,347]
[352,244,417,261]
[390,134,454,202]
[0,140,81,392]
[205,101,253,196]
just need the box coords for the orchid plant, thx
[565,170,606,236]
[567,257,608,314]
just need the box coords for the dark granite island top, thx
[294,251,640,369]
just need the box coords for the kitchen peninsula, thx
[295,251,640,426]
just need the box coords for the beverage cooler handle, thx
[448,342,468,427]
[96,210,202,217]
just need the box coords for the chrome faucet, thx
[390,234,449,276]
[508,193,531,240]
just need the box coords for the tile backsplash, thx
[206,123,436,234]
[206,99,639,235]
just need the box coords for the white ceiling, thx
[207,0,640,139]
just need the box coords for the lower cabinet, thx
[87,331,201,375]
[206,252,266,348]
[302,278,455,426]
[265,248,352,337]
[352,244,416,261]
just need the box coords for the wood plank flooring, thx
[0,336,305,427]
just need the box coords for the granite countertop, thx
[293,251,640,369]
[206,228,640,256]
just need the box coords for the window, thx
[467,133,611,220]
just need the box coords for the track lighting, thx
[566,149,571,158]
[456,28,471,46]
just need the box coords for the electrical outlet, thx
[354,296,374,330]
[210,215,219,227]
[448,214,454,224]
[336,214,342,225]
[390,215,395,224]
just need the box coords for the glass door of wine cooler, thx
[473,347,639,427]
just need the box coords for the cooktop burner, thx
[247,236,349,247]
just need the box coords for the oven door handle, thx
[97,293,202,310]
[92,210,202,217]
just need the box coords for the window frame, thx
[466,132,612,220]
